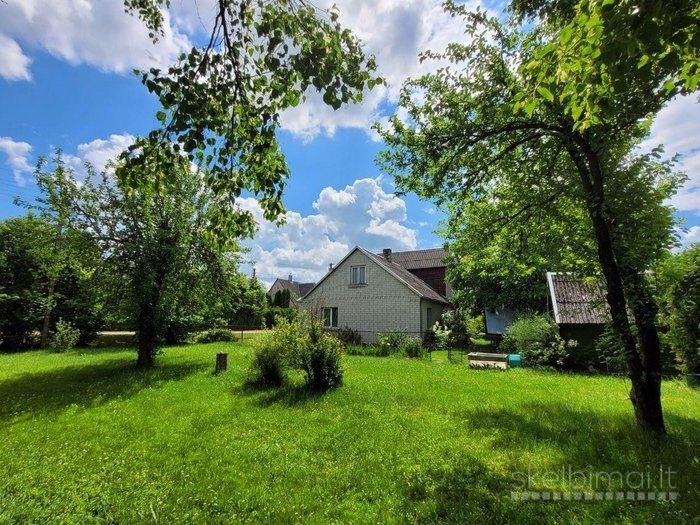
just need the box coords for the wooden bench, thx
[467,352,508,369]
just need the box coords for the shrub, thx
[50,318,81,352]
[377,330,409,356]
[500,314,575,368]
[265,307,297,328]
[193,328,239,344]
[594,324,627,374]
[248,343,286,387]
[248,316,343,391]
[467,314,485,337]
[444,309,470,350]
[403,337,426,358]
[422,329,438,350]
[247,319,303,387]
[335,325,362,345]
[298,322,343,390]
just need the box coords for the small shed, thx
[546,272,608,365]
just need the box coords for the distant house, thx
[267,275,316,308]
[299,247,451,343]
[547,272,608,358]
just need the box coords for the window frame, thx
[323,307,338,328]
[350,265,366,285]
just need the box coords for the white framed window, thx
[323,307,338,328]
[351,265,366,285]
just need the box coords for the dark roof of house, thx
[300,246,450,304]
[547,272,608,325]
[365,249,450,304]
[268,278,316,297]
[379,248,448,270]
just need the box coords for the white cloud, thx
[0,33,32,81]
[279,0,482,140]
[239,178,419,284]
[0,0,190,76]
[642,95,700,213]
[0,136,33,185]
[678,225,700,249]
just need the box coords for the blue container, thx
[507,354,522,368]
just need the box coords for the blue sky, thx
[1,0,698,288]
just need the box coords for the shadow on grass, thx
[424,402,700,523]
[0,358,207,422]
[235,379,331,408]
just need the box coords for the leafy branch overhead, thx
[121,0,381,239]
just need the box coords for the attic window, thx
[351,265,366,285]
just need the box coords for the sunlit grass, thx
[0,341,698,523]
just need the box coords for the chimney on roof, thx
[328,263,334,272]
[382,248,392,262]
[288,274,293,282]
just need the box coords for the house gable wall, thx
[301,249,424,343]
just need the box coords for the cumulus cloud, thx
[678,225,700,249]
[279,0,482,140]
[641,96,700,214]
[0,136,33,185]
[239,178,419,284]
[0,33,32,81]
[0,0,190,77]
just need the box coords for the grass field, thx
[1,340,698,523]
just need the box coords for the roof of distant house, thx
[378,248,448,269]
[547,272,608,325]
[268,278,316,297]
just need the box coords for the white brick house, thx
[299,246,450,343]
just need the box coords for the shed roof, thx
[547,272,608,325]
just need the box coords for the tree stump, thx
[215,352,228,374]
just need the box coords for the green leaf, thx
[156,110,167,123]
[536,86,554,103]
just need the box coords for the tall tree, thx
[120,1,381,238]
[38,150,237,368]
[379,1,697,433]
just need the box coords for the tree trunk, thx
[566,138,666,434]
[136,298,157,369]
[40,279,56,348]
[622,269,666,433]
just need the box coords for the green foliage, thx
[296,322,343,391]
[377,330,410,356]
[0,343,697,523]
[121,0,381,239]
[442,309,471,349]
[500,314,575,369]
[192,328,239,344]
[50,319,81,353]
[422,329,438,351]
[377,330,425,358]
[249,316,343,391]
[272,289,292,308]
[467,314,485,337]
[0,215,102,351]
[655,245,700,374]
[403,338,426,359]
[248,341,287,387]
[265,306,297,328]
[594,324,628,374]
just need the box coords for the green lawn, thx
[1,341,698,524]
